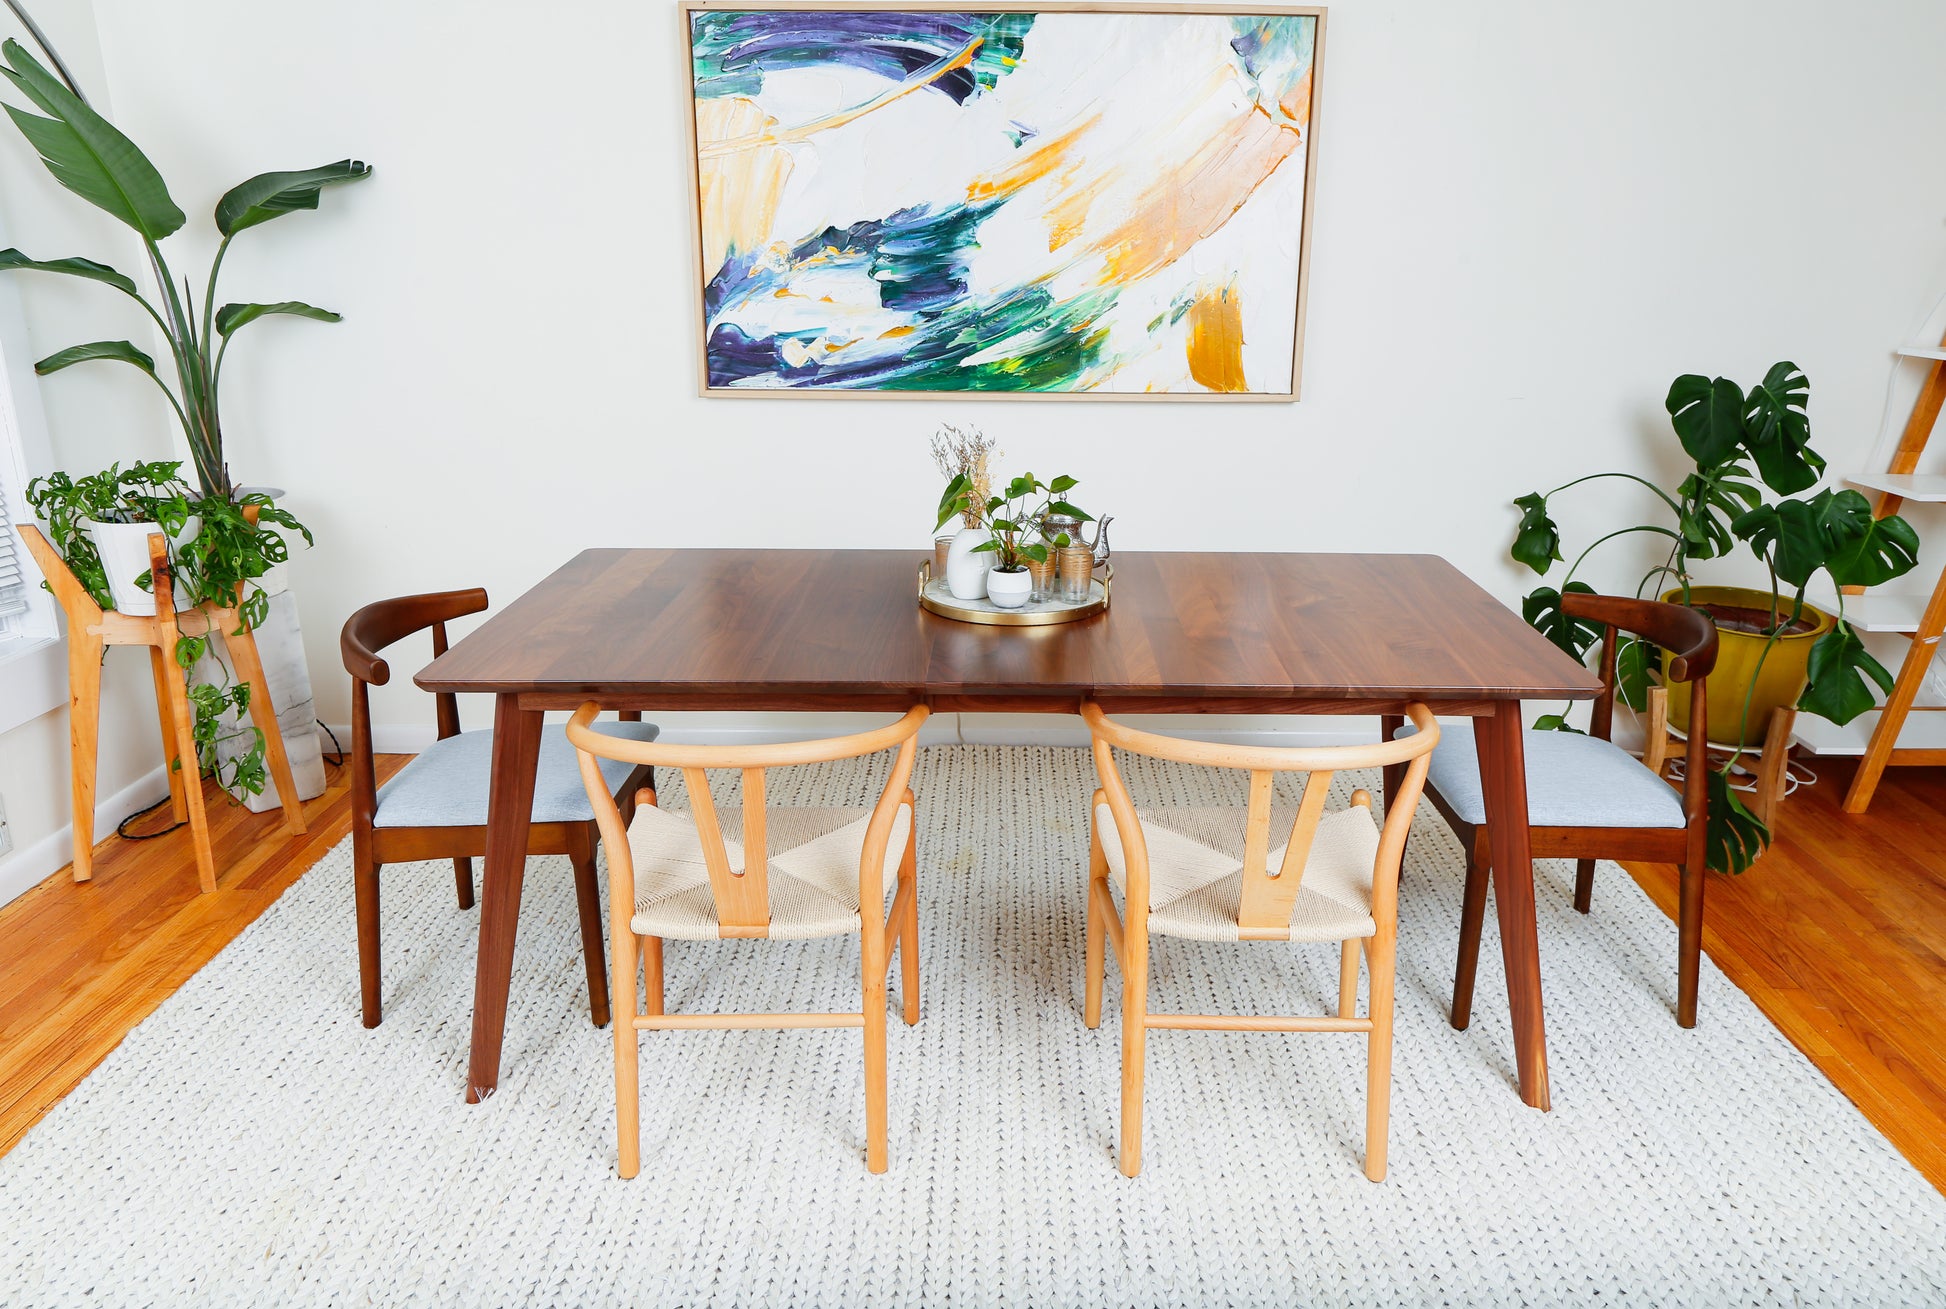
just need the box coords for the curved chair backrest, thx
[566,703,929,937]
[1561,591,1718,825]
[1561,592,1718,683]
[1080,702,1440,936]
[341,587,490,687]
[339,587,491,829]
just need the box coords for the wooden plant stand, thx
[16,521,307,893]
[1642,686,1796,830]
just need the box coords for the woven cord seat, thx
[626,803,912,940]
[1094,804,1383,943]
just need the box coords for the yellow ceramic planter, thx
[1662,586,1834,747]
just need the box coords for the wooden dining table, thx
[416,549,1601,1109]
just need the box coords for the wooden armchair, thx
[1081,701,1440,1181]
[340,589,658,1029]
[1408,593,1718,1028]
[565,702,927,1177]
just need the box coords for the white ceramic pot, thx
[84,517,198,615]
[944,525,993,600]
[985,566,1032,609]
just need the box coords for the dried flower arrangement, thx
[930,423,997,529]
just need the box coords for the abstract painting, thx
[685,4,1323,398]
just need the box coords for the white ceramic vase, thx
[985,566,1032,609]
[944,525,992,600]
[84,517,199,615]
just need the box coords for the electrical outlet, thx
[0,792,10,857]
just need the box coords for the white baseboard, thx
[0,763,170,910]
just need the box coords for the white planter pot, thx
[944,526,993,600]
[191,575,328,813]
[84,517,198,615]
[985,566,1032,609]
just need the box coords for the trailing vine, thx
[26,460,310,797]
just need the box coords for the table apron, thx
[514,691,1510,717]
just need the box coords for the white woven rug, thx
[3,746,1943,1306]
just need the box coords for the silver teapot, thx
[1039,511,1112,567]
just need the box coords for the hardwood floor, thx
[1625,755,1946,1193]
[0,755,406,1156]
[0,747,1940,1196]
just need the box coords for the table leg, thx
[466,694,544,1103]
[1379,714,1404,815]
[1475,701,1551,1112]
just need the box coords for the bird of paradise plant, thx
[0,32,369,499]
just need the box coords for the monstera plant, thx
[1509,362,1921,872]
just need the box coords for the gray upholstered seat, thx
[1398,722,1683,829]
[373,721,660,829]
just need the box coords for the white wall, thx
[0,0,179,902]
[4,0,1946,885]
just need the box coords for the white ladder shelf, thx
[1804,327,1946,811]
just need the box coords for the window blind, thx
[0,467,29,620]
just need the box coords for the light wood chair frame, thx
[1081,700,1439,1181]
[1408,592,1719,1030]
[16,521,307,893]
[565,701,928,1177]
[340,588,654,1030]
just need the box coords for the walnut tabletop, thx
[416,548,1598,1113]
[416,549,1599,710]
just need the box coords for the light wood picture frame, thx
[682,1,1326,401]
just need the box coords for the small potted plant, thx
[27,459,311,800]
[937,470,1091,610]
[1509,361,1922,870]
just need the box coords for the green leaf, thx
[1798,623,1894,725]
[1735,490,1922,590]
[35,339,156,377]
[1531,712,1584,733]
[1044,500,1092,521]
[1510,491,1560,573]
[1676,463,1761,561]
[1522,581,1601,660]
[0,39,184,240]
[1666,373,1745,468]
[935,472,969,533]
[0,248,136,294]
[971,540,999,553]
[1706,768,1770,874]
[1825,506,1920,588]
[1730,499,1824,587]
[1616,636,1654,712]
[214,159,372,237]
[1048,475,1078,494]
[1740,361,1821,494]
[214,300,342,336]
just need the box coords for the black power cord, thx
[115,719,346,841]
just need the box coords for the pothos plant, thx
[936,470,1091,570]
[1509,362,1921,872]
[26,460,311,797]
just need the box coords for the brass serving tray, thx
[917,560,1109,626]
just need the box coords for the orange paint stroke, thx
[1098,103,1299,284]
[1280,65,1313,129]
[698,38,984,158]
[964,113,1102,204]
[1185,282,1247,392]
[695,96,793,283]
